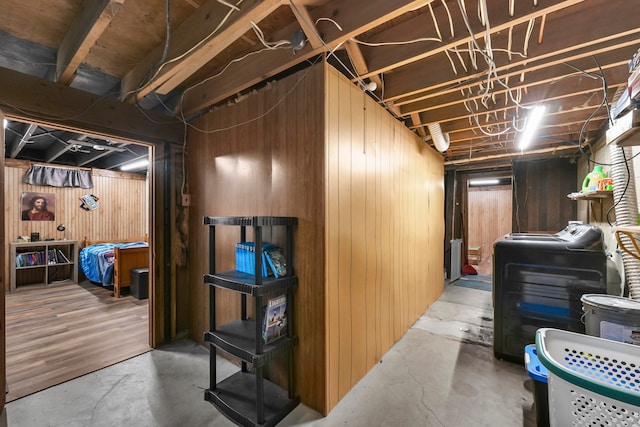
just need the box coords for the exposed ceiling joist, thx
[180,0,433,115]
[10,123,37,158]
[357,0,583,81]
[123,0,284,101]
[56,0,126,85]
[290,1,323,49]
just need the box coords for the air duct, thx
[427,123,450,152]
[609,144,640,300]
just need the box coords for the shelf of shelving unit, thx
[203,216,299,427]
[9,240,79,291]
[567,190,613,201]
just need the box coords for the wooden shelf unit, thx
[9,240,79,291]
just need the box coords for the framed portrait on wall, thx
[21,192,55,221]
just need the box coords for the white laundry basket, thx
[535,328,640,426]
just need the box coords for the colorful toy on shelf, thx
[582,165,607,193]
[598,178,614,191]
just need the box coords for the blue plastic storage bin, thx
[525,344,549,427]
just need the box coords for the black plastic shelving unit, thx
[203,216,299,427]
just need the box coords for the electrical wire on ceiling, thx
[446,0,555,146]
[250,21,291,50]
[131,0,245,100]
[176,32,293,123]
[350,36,443,47]
[286,0,400,117]
[182,0,426,134]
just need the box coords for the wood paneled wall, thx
[186,62,444,415]
[4,159,148,289]
[187,63,326,413]
[467,185,512,257]
[325,67,444,411]
[513,158,577,232]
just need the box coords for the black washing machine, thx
[493,224,607,363]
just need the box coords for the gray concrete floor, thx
[3,282,537,426]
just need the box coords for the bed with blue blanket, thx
[80,237,149,297]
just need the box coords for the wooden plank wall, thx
[467,185,513,259]
[512,158,577,232]
[187,63,326,413]
[185,62,444,415]
[4,159,148,290]
[325,66,444,412]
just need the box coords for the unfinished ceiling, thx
[0,0,637,170]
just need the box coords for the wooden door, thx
[467,184,512,265]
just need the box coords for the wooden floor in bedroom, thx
[5,281,150,402]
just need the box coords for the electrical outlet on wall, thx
[182,194,191,206]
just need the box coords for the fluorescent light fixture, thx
[3,119,7,129]
[469,179,500,186]
[519,105,546,150]
[120,159,149,171]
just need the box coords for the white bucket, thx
[581,294,640,345]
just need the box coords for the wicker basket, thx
[535,328,640,426]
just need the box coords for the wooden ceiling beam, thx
[445,121,607,148]
[444,145,579,166]
[290,1,324,49]
[412,82,621,130]
[152,0,284,96]
[344,40,382,89]
[45,142,77,164]
[0,66,183,145]
[180,0,434,116]
[121,0,281,101]
[410,112,426,137]
[56,0,126,85]
[447,114,608,145]
[404,61,628,128]
[439,90,616,137]
[401,58,628,118]
[386,7,640,105]
[9,123,37,158]
[355,0,583,81]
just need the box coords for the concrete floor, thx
[3,282,537,427]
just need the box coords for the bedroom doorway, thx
[3,116,154,402]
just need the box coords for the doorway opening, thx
[465,175,513,277]
[3,117,153,402]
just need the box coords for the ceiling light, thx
[363,81,377,91]
[469,179,500,186]
[519,105,546,150]
[120,159,149,171]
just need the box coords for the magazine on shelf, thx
[57,249,70,263]
[262,294,287,344]
[47,249,58,264]
[263,247,287,278]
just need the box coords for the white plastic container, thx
[581,293,640,345]
[536,328,640,426]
